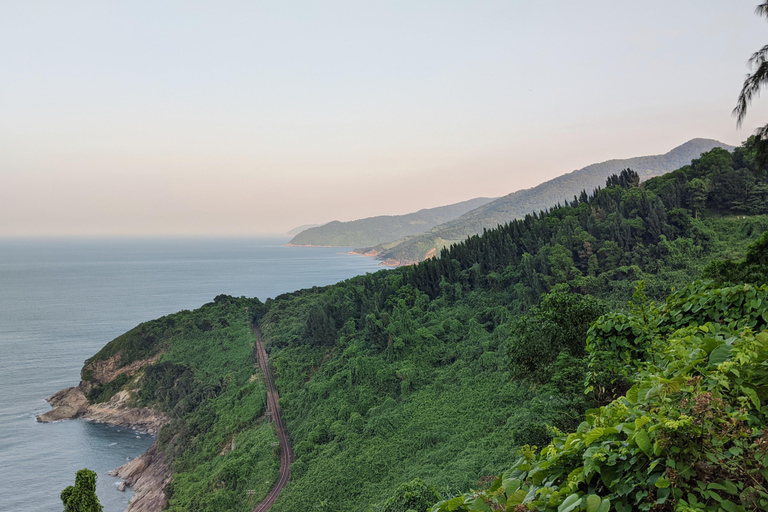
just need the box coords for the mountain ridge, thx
[287,196,495,247]
[365,138,735,265]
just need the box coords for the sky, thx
[2,0,768,236]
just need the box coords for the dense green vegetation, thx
[80,295,279,511]
[371,138,733,265]
[61,469,102,512]
[288,196,493,247]
[77,140,768,512]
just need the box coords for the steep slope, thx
[369,138,734,265]
[287,197,494,247]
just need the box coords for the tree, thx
[380,478,441,512]
[686,178,708,218]
[734,2,768,169]
[60,469,103,512]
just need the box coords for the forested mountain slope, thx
[59,139,768,512]
[287,196,494,247]
[367,138,733,265]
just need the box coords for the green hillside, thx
[368,138,734,265]
[287,197,494,247]
[72,139,768,512]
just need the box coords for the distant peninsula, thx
[287,197,494,247]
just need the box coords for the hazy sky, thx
[3,1,768,236]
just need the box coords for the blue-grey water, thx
[0,237,382,512]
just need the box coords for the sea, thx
[0,237,383,512]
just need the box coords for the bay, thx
[0,237,382,512]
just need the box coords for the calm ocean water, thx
[0,237,382,512]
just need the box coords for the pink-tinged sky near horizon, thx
[2,0,768,236]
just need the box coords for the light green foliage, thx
[432,288,768,512]
[61,469,103,512]
[586,281,768,403]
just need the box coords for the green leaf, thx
[471,497,492,512]
[504,478,522,496]
[435,496,465,512]
[709,344,732,366]
[743,386,761,411]
[719,498,746,512]
[709,481,738,495]
[506,489,527,506]
[585,494,602,512]
[635,429,652,457]
[597,498,611,512]
[655,475,671,489]
[558,493,582,512]
[584,428,604,447]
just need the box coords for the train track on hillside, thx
[252,324,292,512]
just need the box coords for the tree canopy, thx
[60,469,103,512]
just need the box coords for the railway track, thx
[252,324,292,512]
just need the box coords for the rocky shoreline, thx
[37,386,171,512]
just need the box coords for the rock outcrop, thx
[37,384,171,511]
[110,443,171,512]
[36,386,168,434]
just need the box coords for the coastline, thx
[37,386,170,512]
[286,242,404,267]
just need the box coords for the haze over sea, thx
[0,237,382,512]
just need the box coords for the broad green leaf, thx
[655,475,671,489]
[471,497,492,512]
[597,498,611,512]
[709,481,738,495]
[743,387,761,411]
[719,498,745,512]
[504,478,522,496]
[709,344,732,366]
[585,494,601,512]
[584,427,604,447]
[506,489,527,506]
[626,386,638,404]
[558,493,581,512]
[434,496,464,512]
[635,429,652,457]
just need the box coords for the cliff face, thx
[37,383,171,511]
[110,443,171,512]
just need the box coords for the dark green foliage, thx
[375,139,732,264]
[379,478,442,512]
[506,285,605,384]
[703,230,768,284]
[61,469,102,512]
[86,373,129,403]
[432,283,768,512]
